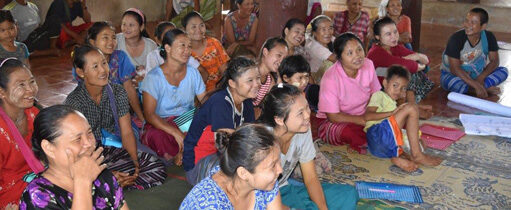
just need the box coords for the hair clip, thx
[277,83,284,88]
[0,57,17,67]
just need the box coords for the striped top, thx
[253,74,273,106]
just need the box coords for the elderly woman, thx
[318,33,381,154]
[20,105,128,209]
[0,58,42,209]
[332,0,370,43]
[305,15,336,83]
[65,45,166,190]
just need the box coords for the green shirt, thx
[364,91,397,132]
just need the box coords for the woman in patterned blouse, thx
[20,105,128,210]
[180,124,284,209]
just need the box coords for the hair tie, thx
[126,8,145,23]
[277,83,284,88]
[0,57,17,67]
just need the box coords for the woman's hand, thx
[393,103,408,115]
[4,203,18,210]
[173,132,185,152]
[418,63,426,71]
[112,171,136,187]
[67,147,106,183]
[226,43,239,55]
[132,161,140,180]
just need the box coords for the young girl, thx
[278,55,332,177]
[259,84,358,210]
[183,56,260,185]
[145,21,201,74]
[116,8,157,74]
[65,45,166,190]
[378,0,412,50]
[253,37,288,108]
[0,10,29,65]
[141,29,206,166]
[180,124,284,209]
[367,17,433,105]
[183,11,229,91]
[79,21,145,123]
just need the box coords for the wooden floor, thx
[31,23,511,117]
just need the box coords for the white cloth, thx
[116,33,158,70]
[145,49,201,74]
[305,37,333,73]
[447,92,511,118]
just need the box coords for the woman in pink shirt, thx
[317,33,381,154]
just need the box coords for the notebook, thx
[419,124,465,141]
[421,134,456,150]
[356,181,423,203]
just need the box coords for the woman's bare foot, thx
[174,152,183,166]
[391,157,418,172]
[412,154,443,166]
[487,86,501,95]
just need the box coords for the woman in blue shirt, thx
[141,29,206,166]
[180,124,284,209]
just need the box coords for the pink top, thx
[367,44,423,73]
[317,58,381,118]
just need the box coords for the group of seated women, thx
[0,0,508,209]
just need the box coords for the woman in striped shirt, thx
[253,37,288,117]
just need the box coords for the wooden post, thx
[255,0,308,52]
[401,0,422,51]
